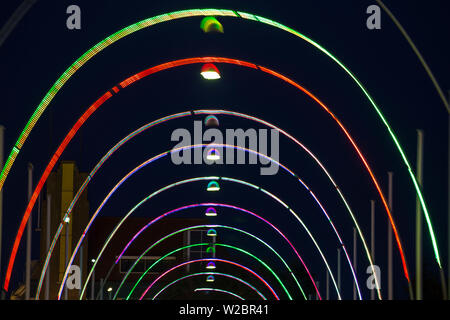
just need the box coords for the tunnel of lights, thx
[153,273,266,300]
[138,257,280,300]
[0,8,443,300]
[11,54,400,297]
[0,11,441,292]
[100,223,310,300]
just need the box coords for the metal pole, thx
[448,91,450,300]
[370,200,375,300]
[26,163,33,300]
[387,171,394,300]
[415,130,424,300]
[353,227,357,300]
[316,281,319,300]
[79,246,83,300]
[0,125,4,290]
[337,248,341,294]
[45,194,51,300]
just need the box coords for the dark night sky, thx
[0,0,449,300]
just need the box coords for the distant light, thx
[206,275,215,282]
[107,287,113,292]
[64,216,70,223]
[205,207,217,217]
[204,115,219,127]
[206,148,220,161]
[91,259,96,263]
[201,63,220,80]
[207,229,217,237]
[200,17,224,33]
[206,262,216,270]
[207,181,220,192]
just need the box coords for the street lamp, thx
[200,63,221,80]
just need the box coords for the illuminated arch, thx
[112,224,310,300]
[151,273,265,300]
[0,10,439,286]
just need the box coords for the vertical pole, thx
[370,200,375,300]
[79,246,83,300]
[0,125,4,296]
[353,227,357,300]
[26,163,33,300]
[326,270,329,300]
[337,248,341,292]
[64,221,68,300]
[45,194,51,300]
[387,171,394,300]
[415,130,424,300]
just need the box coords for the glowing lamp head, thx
[206,262,216,270]
[207,228,217,237]
[206,148,220,161]
[107,287,113,292]
[206,246,216,254]
[201,63,221,80]
[200,17,224,33]
[204,115,219,127]
[64,216,70,223]
[206,275,215,283]
[206,181,220,192]
[205,207,217,217]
